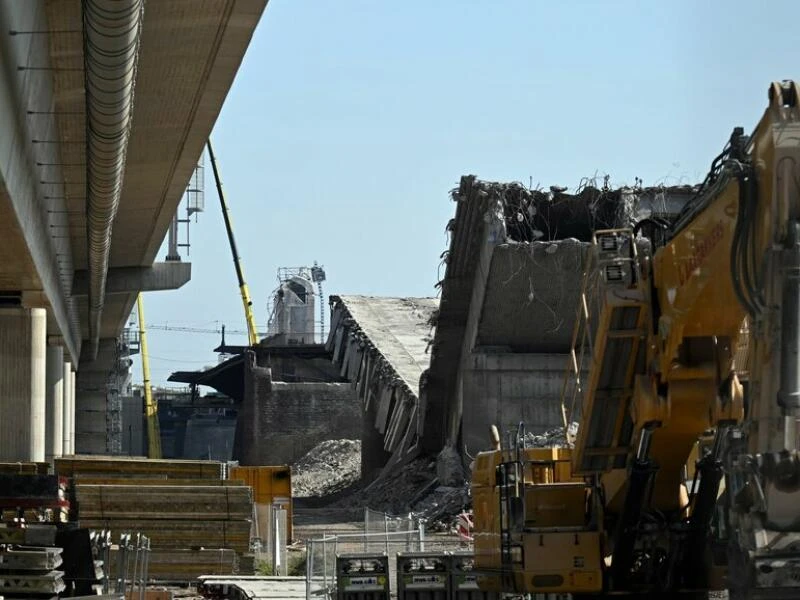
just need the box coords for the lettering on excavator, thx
[677,220,725,286]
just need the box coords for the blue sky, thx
[135,0,800,387]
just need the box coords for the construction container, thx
[228,465,292,542]
[396,552,450,600]
[336,553,390,600]
[449,551,500,600]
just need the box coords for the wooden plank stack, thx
[109,548,239,581]
[55,457,254,582]
[55,456,225,480]
[0,462,50,475]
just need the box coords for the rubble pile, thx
[523,422,579,448]
[291,439,361,498]
[330,457,435,514]
[411,485,470,532]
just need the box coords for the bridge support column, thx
[46,345,64,462]
[0,307,47,462]
[63,363,75,455]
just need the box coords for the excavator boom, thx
[472,80,800,598]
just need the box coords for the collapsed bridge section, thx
[421,175,696,460]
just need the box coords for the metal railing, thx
[306,529,425,600]
[115,533,151,599]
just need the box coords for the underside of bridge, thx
[0,0,267,459]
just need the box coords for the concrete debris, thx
[436,445,466,487]
[411,485,470,531]
[454,176,698,245]
[291,439,361,498]
[454,179,633,243]
[523,422,579,448]
[329,458,435,515]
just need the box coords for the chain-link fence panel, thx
[306,528,477,600]
[307,529,426,600]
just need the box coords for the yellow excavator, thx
[472,80,800,598]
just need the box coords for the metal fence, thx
[306,508,474,600]
[364,508,422,545]
[253,503,289,575]
[306,529,423,599]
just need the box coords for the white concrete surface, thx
[45,345,64,461]
[0,307,47,461]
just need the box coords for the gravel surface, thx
[291,439,361,498]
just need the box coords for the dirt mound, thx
[291,439,361,498]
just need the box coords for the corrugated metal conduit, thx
[82,0,145,359]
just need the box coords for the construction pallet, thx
[0,546,63,571]
[0,525,57,546]
[55,457,225,480]
[0,463,49,475]
[0,571,65,594]
[74,486,252,521]
[72,476,244,487]
[109,548,238,582]
[79,519,251,554]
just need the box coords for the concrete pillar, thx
[69,367,76,454]
[62,361,72,455]
[45,345,64,462]
[0,307,47,462]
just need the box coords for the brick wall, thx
[234,352,360,465]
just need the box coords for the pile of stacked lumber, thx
[55,456,254,582]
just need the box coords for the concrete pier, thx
[0,308,47,462]
[63,364,75,455]
[46,345,64,462]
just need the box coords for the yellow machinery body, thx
[471,80,800,598]
[472,446,603,595]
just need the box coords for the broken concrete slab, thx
[421,175,697,458]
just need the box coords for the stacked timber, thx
[55,457,254,582]
[55,456,226,480]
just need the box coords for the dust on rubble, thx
[290,426,579,531]
[291,439,362,498]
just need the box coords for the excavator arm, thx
[569,80,800,597]
[471,80,800,600]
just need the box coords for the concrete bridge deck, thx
[0,0,267,459]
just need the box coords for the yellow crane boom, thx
[206,139,259,347]
[137,294,162,459]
